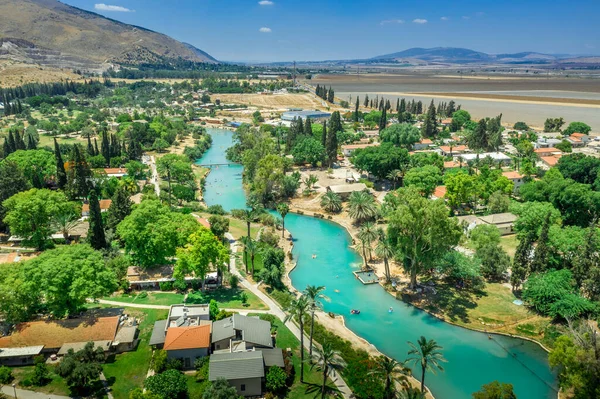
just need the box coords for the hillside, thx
[0,0,217,71]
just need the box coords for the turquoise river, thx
[197,128,557,399]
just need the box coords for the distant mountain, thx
[0,0,217,71]
[369,47,579,65]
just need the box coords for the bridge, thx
[197,163,238,167]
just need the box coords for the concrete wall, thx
[167,348,208,369]
[229,377,262,397]
[213,338,231,351]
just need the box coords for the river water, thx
[197,128,558,399]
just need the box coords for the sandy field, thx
[0,61,82,87]
[216,93,328,110]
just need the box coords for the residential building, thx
[413,138,433,151]
[478,213,518,235]
[567,133,589,147]
[341,143,379,157]
[164,325,211,369]
[281,110,331,121]
[102,168,128,179]
[540,154,562,169]
[326,183,368,200]
[432,186,446,200]
[536,138,562,149]
[82,199,112,217]
[209,351,264,397]
[534,148,562,157]
[0,346,44,366]
[502,171,525,192]
[439,145,469,157]
[211,314,273,352]
[459,152,512,166]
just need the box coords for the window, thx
[241,384,246,392]
[184,358,191,368]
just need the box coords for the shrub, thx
[31,355,49,386]
[259,230,279,248]
[240,291,248,306]
[159,281,173,291]
[0,366,13,384]
[152,350,168,373]
[173,279,187,292]
[186,291,205,304]
[215,309,234,321]
[144,369,188,399]
[207,204,226,215]
[265,366,287,393]
[229,273,239,289]
[138,291,148,299]
[209,300,219,320]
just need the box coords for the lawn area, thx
[242,250,264,274]
[194,212,261,241]
[248,314,338,399]
[499,234,519,258]
[11,365,70,396]
[411,282,551,342]
[105,287,268,310]
[103,308,169,399]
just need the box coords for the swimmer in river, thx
[389,307,393,313]
[312,254,317,259]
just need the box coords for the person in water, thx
[389,307,393,313]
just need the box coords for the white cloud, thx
[440,16,449,21]
[259,27,272,33]
[94,3,133,12]
[380,19,404,25]
[412,18,427,24]
[258,0,274,5]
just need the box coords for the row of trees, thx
[315,85,334,102]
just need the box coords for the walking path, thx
[224,233,353,399]
[0,385,69,399]
[95,299,270,315]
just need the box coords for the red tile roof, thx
[502,171,524,180]
[433,186,447,199]
[103,168,127,175]
[164,325,211,350]
[0,317,120,349]
[420,138,433,144]
[439,145,468,153]
[82,199,112,213]
[541,155,562,167]
[534,147,561,153]
[443,161,461,169]
[570,132,586,137]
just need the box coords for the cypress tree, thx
[416,101,423,115]
[101,132,110,166]
[87,189,107,250]
[421,100,437,138]
[379,107,387,132]
[67,145,91,199]
[303,117,312,136]
[511,235,533,290]
[94,138,100,157]
[327,87,334,103]
[15,131,26,150]
[26,134,36,150]
[87,135,95,156]
[54,138,67,189]
[2,140,10,158]
[7,130,16,154]
[354,98,360,122]
[363,95,369,107]
[326,112,339,167]
[106,186,132,231]
[396,98,400,112]
[321,121,327,149]
[530,213,551,273]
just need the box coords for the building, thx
[341,142,379,157]
[478,213,518,235]
[102,168,128,179]
[536,138,562,149]
[502,171,525,192]
[534,148,562,157]
[164,324,211,369]
[82,199,112,217]
[459,152,512,166]
[439,145,469,157]
[281,110,331,122]
[567,133,589,147]
[211,314,273,352]
[413,138,433,151]
[443,160,461,169]
[431,186,446,200]
[326,183,368,200]
[0,346,44,366]
[209,351,265,397]
[540,154,562,169]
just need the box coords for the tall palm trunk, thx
[420,364,427,392]
[300,319,305,383]
[309,310,315,357]
[167,169,172,208]
[251,254,255,275]
[321,364,328,399]
[243,250,248,273]
[362,244,368,267]
[246,221,251,239]
[383,256,390,282]
[385,376,391,399]
[282,218,285,238]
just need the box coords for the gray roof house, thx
[208,351,266,397]
[211,314,273,351]
[149,304,211,348]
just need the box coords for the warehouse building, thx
[281,110,331,121]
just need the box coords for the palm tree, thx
[407,336,447,393]
[375,231,394,283]
[277,203,289,238]
[320,191,342,213]
[52,208,80,241]
[303,174,319,192]
[398,387,426,399]
[284,296,310,383]
[387,169,401,190]
[244,237,258,275]
[358,222,378,261]
[119,176,138,194]
[347,191,378,224]
[311,340,346,399]
[304,285,328,358]
[369,355,411,399]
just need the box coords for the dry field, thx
[0,61,82,87]
[415,92,600,107]
[216,93,327,109]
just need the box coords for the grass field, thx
[103,308,169,399]
[499,235,519,258]
[11,365,71,396]
[106,287,268,310]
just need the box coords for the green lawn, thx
[499,234,519,259]
[105,287,268,310]
[11,366,70,396]
[103,308,169,399]
[247,314,338,399]
[242,251,264,274]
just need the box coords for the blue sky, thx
[66,0,600,62]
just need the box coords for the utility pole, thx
[293,61,296,87]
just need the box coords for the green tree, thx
[241,236,258,275]
[311,340,347,399]
[202,378,241,399]
[421,100,437,138]
[292,137,325,166]
[265,366,287,393]
[326,112,340,166]
[66,145,92,200]
[407,336,447,393]
[513,122,529,131]
[208,214,230,241]
[347,191,378,224]
[529,213,551,273]
[488,190,510,213]
[380,123,421,149]
[376,230,394,283]
[451,110,471,132]
[31,355,50,386]
[5,149,56,188]
[544,117,565,132]
[555,140,572,153]
[563,121,591,135]
[54,138,68,189]
[0,161,30,232]
[144,369,188,399]
[52,204,80,241]
[106,186,133,231]
[87,190,107,250]
[511,235,533,290]
[387,187,462,288]
[369,355,410,399]
[284,295,310,382]
[305,284,327,358]
[209,299,219,320]
[117,200,199,267]
[472,381,517,399]
[3,188,77,249]
[445,170,477,209]
[157,154,194,208]
[321,191,342,213]
[56,342,105,393]
[404,165,442,198]
[175,228,229,290]
[277,203,289,238]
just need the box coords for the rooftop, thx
[102,168,127,175]
[341,143,380,150]
[164,325,211,351]
[255,348,285,367]
[479,212,518,225]
[211,314,272,348]
[534,147,561,153]
[327,183,368,194]
[0,316,120,350]
[502,171,524,180]
[541,155,562,167]
[149,320,168,346]
[0,346,44,358]
[460,152,511,161]
[82,199,112,213]
[209,351,265,381]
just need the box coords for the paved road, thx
[148,155,160,196]
[225,233,353,399]
[95,299,270,315]
[0,385,69,399]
